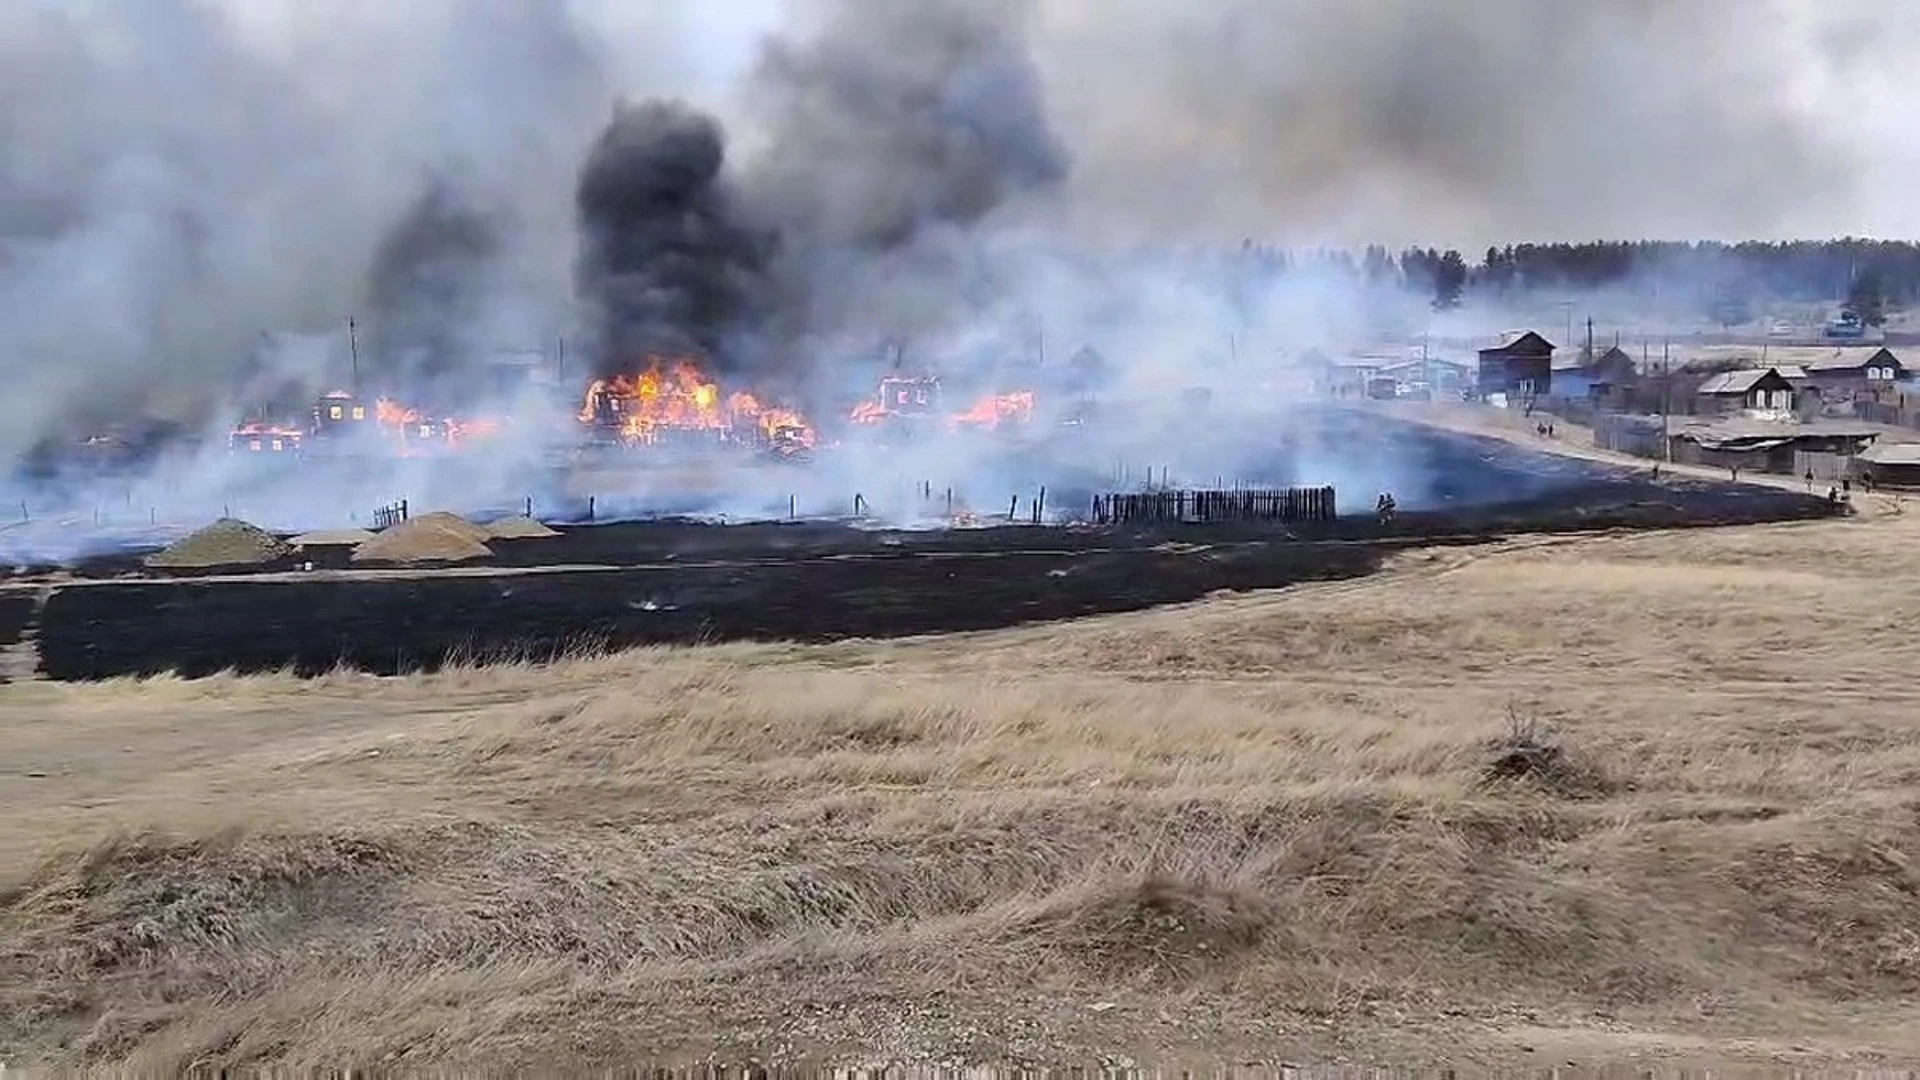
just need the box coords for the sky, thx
[194,0,1920,249]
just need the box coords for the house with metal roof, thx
[1669,417,1883,474]
[1694,368,1798,415]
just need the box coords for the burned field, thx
[1,418,1841,681]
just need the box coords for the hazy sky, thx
[197,0,1920,248]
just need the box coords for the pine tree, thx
[1432,249,1468,311]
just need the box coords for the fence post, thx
[1034,486,1046,524]
[789,494,796,520]
[400,498,409,522]
[1007,495,1018,522]
[587,495,595,522]
[525,495,533,518]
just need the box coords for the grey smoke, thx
[1035,0,1909,247]
[363,180,508,393]
[0,0,629,457]
[744,0,1069,251]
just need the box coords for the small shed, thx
[1854,441,1920,488]
[1672,419,1881,474]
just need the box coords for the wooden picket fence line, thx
[1091,486,1337,525]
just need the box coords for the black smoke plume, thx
[572,101,773,379]
[570,0,1071,387]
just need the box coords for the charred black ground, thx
[0,417,1839,682]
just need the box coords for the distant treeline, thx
[1238,239,1920,322]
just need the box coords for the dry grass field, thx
[7,496,1920,1070]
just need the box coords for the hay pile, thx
[484,515,559,540]
[289,528,376,548]
[393,511,490,542]
[144,519,291,570]
[351,517,492,565]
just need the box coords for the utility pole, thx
[1662,339,1673,462]
[557,335,566,381]
[348,316,360,394]
[1585,316,1595,361]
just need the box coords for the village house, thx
[1550,344,1638,404]
[1694,367,1797,416]
[1806,346,1905,389]
[1476,331,1555,401]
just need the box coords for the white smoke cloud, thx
[3,0,1915,559]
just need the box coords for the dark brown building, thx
[1477,331,1556,399]
[1807,347,1905,389]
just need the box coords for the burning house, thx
[228,423,305,456]
[949,390,1036,432]
[851,374,944,425]
[230,387,505,463]
[846,371,1039,440]
[579,356,814,457]
[313,391,373,433]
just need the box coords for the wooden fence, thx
[371,499,409,530]
[1091,486,1337,526]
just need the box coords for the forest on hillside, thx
[1237,239,1920,326]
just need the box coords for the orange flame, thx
[949,390,1035,431]
[228,421,305,453]
[374,398,421,427]
[581,355,814,449]
[446,417,503,445]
